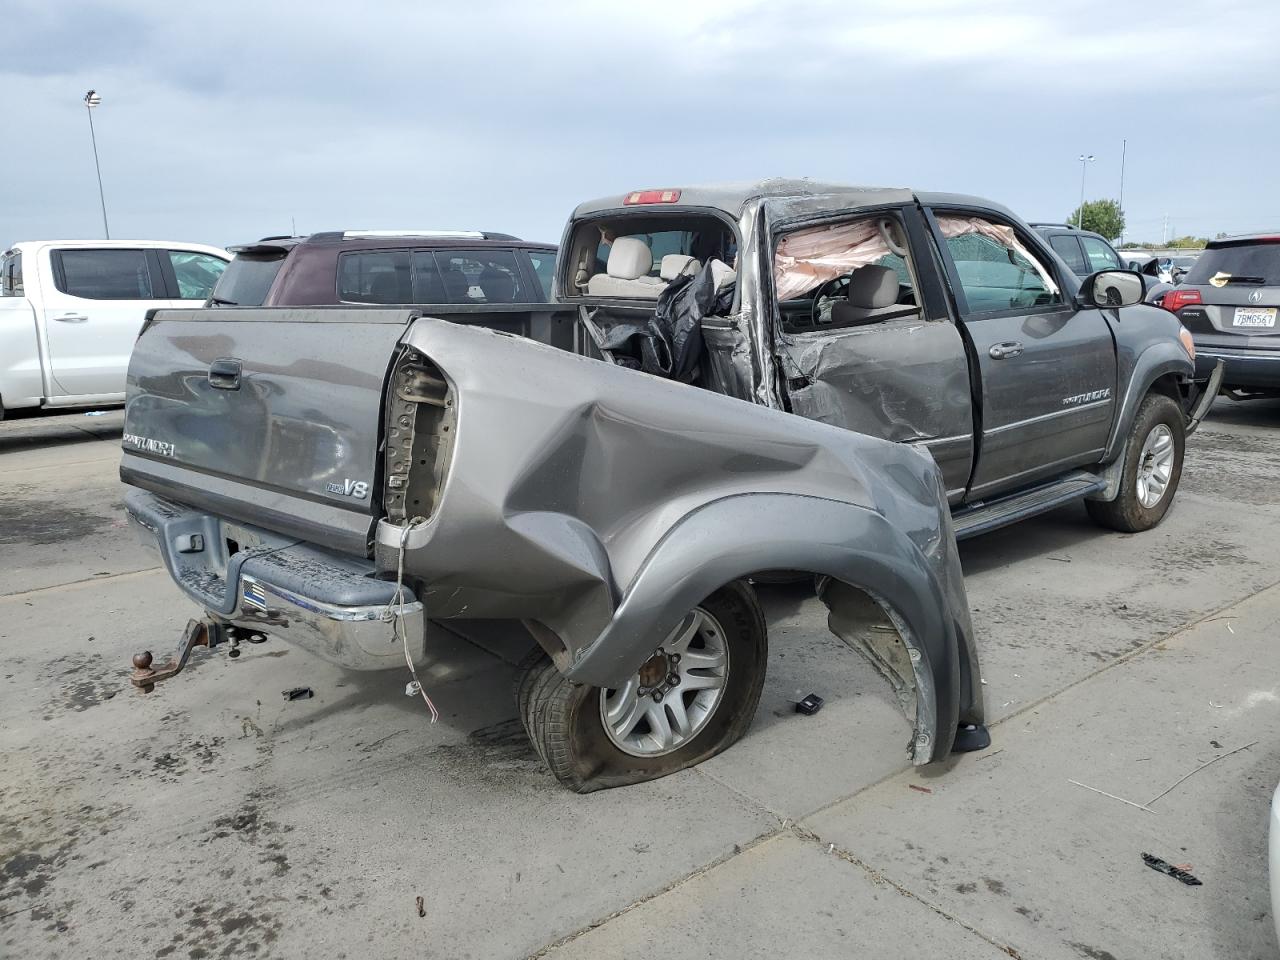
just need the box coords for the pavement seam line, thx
[0,566,164,602]
[792,571,1280,829]
[789,824,1024,958]
[523,828,787,959]
[692,765,788,823]
[0,454,122,477]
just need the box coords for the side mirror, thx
[1083,269,1144,308]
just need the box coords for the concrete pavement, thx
[1,401,1278,958]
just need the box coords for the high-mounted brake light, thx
[623,190,681,205]
[1161,289,1202,314]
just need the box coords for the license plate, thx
[1234,306,1277,328]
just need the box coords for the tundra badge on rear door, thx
[326,479,370,499]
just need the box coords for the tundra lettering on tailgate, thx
[123,433,176,458]
[326,478,370,499]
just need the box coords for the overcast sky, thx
[6,0,1279,249]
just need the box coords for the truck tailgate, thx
[120,307,412,555]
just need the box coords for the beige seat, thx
[659,254,701,281]
[587,238,666,298]
[829,264,908,326]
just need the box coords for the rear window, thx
[210,253,286,306]
[1185,244,1280,286]
[57,249,154,299]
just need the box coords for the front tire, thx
[1086,392,1184,533]
[516,581,767,793]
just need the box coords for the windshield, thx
[209,253,287,306]
[1184,244,1280,285]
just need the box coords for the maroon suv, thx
[208,230,558,309]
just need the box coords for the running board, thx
[953,471,1106,541]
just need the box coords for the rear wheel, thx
[1086,393,1184,533]
[516,581,767,792]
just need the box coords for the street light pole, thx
[1077,153,1095,229]
[84,90,110,239]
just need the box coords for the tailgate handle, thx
[208,358,242,390]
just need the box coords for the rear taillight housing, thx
[1161,289,1202,314]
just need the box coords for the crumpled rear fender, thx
[565,491,977,762]
[376,320,984,763]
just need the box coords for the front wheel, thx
[1086,393,1185,533]
[516,581,767,793]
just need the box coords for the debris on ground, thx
[795,693,824,715]
[1142,853,1202,886]
[416,895,426,918]
[281,686,314,702]
[1147,740,1258,806]
[908,784,933,794]
[1067,779,1154,813]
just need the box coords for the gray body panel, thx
[123,311,982,763]
[962,306,1117,496]
[568,180,1194,507]
[776,318,974,500]
[121,308,411,555]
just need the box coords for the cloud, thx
[3,0,1278,246]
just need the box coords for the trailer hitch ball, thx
[129,620,211,692]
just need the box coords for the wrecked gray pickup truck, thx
[564,180,1219,537]
[121,307,984,792]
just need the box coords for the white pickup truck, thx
[0,240,228,417]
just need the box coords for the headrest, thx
[606,237,652,280]
[478,265,516,302]
[659,254,700,281]
[847,264,899,308]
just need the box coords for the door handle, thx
[55,313,88,322]
[208,358,242,390]
[989,340,1024,360]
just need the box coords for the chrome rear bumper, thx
[126,488,423,670]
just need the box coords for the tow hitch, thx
[129,620,266,692]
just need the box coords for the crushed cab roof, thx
[570,179,1019,224]
[571,179,913,219]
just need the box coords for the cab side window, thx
[168,251,227,300]
[0,252,21,296]
[773,214,922,333]
[1049,235,1088,276]
[338,251,412,303]
[937,216,1062,314]
[1081,236,1122,273]
[526,249,558,301]
[56,249,155,300]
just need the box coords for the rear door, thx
[41,247,167,398]
[927,210,1117,499]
